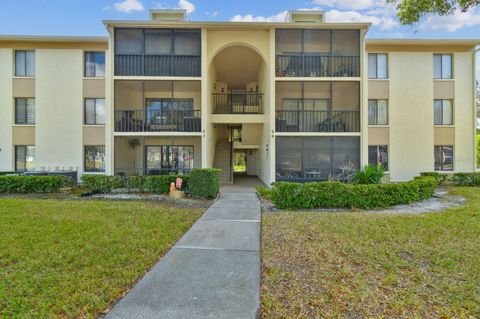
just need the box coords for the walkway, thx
[106,191,261,319]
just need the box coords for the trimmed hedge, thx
[188,169,220,199]
[452,172,480,186]
[0,176,70,193]
[81,175,123,193]
[270,176,437,210]
[145,175,189,194]
[256,186,272,200]
[125,175,147,191]
[420,172,448,185]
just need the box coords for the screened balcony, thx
[275,29,360,77]
[115,29,201,77]
[276,136,360,182]
[275,81,360,132]
[114,80,201,133]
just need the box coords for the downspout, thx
[474,47,479,171]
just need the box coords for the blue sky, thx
[1,0,480,39]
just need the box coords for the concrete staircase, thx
[213,139,233,184]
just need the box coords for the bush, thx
[256,186,272,200]
[0,176,70,193]
[353,165,385,184]
[188,169,220,199]
[452,172,480,186]
[270,176,437,210]
[420,172,449,185]
[125,175,147,191]
[145,175,189,194]
[81,175,123,193]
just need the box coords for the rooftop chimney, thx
[288,10,325,23]
[149,9,187,22]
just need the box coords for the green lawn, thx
[261,187,480,318]
[0,198,202,318]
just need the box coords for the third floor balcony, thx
[275,29,360,78]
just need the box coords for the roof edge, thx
[0,35,108,43]
[366,38,480,46]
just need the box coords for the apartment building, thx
[0,9,477,184]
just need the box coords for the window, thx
[145,98,193,125]
[15,145,35,172]
[368,53,388,79]
[15,50,35,77]
[84,146,105,172]
[434,99,453,125]
[435,145,454,171]
[145,145,194,175]
[84,99,106,125]
[85,52,105,77]
[368,145,388,170]
[368,100,388,125]
[433,54,452,79]
[15,98,35,125]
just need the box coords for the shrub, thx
[353,165,385,185]
[270,176,437,210]
[256,186,272,200]
[125,175,147,191]
[452,172,480,186]
[145,175,189,194]
[188,169,220,199]
[420,172,449,185]
[81,175,123,193]
[0,176,70,193]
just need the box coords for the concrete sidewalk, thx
[106,192,261,319]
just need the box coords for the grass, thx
[261,187,480,318]
[0,198,202,318]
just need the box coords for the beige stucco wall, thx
[368,80,389,99]
[0,49,13,171]
[36,49,83,171]
[83,79,105,98]
[242,124,262,145]
[368,127,389,145]
[114,136,202,174]
[83,126,106,145]
[433,81,455,99]
[454,52,475,171]
[389,52,434,181]
[13,126,35,145]
[434,127,455,145]
[13,78,35,97]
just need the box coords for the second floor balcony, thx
[212,92,264,114]
[115,109,201,133]
[276,110,360,132]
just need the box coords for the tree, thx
[127,138,141,174]
[387,0,480,24]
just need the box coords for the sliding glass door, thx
[145,145,194,175]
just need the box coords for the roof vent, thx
[288,10,325,23]
[149,9,187,21]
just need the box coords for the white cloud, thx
[113,0,144,13]
[325,9,398,30]
[179,0,195,14]
[312,0,383,10]
[230,11,288,22]
[420,8,480,32]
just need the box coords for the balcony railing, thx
[212,92,264,114]
[115,109,201,132]
[275,110,360,132]
[115,167,192,177]
[276,55,360,77]
[115,55,201,77]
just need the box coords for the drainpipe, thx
[474,47,479,171]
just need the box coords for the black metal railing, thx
[114,167,192,177]
[115,109,201,132]
[115,55,201,76]
[212,92,264,114]
[275,110,360,132]
[276,55,360,77]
